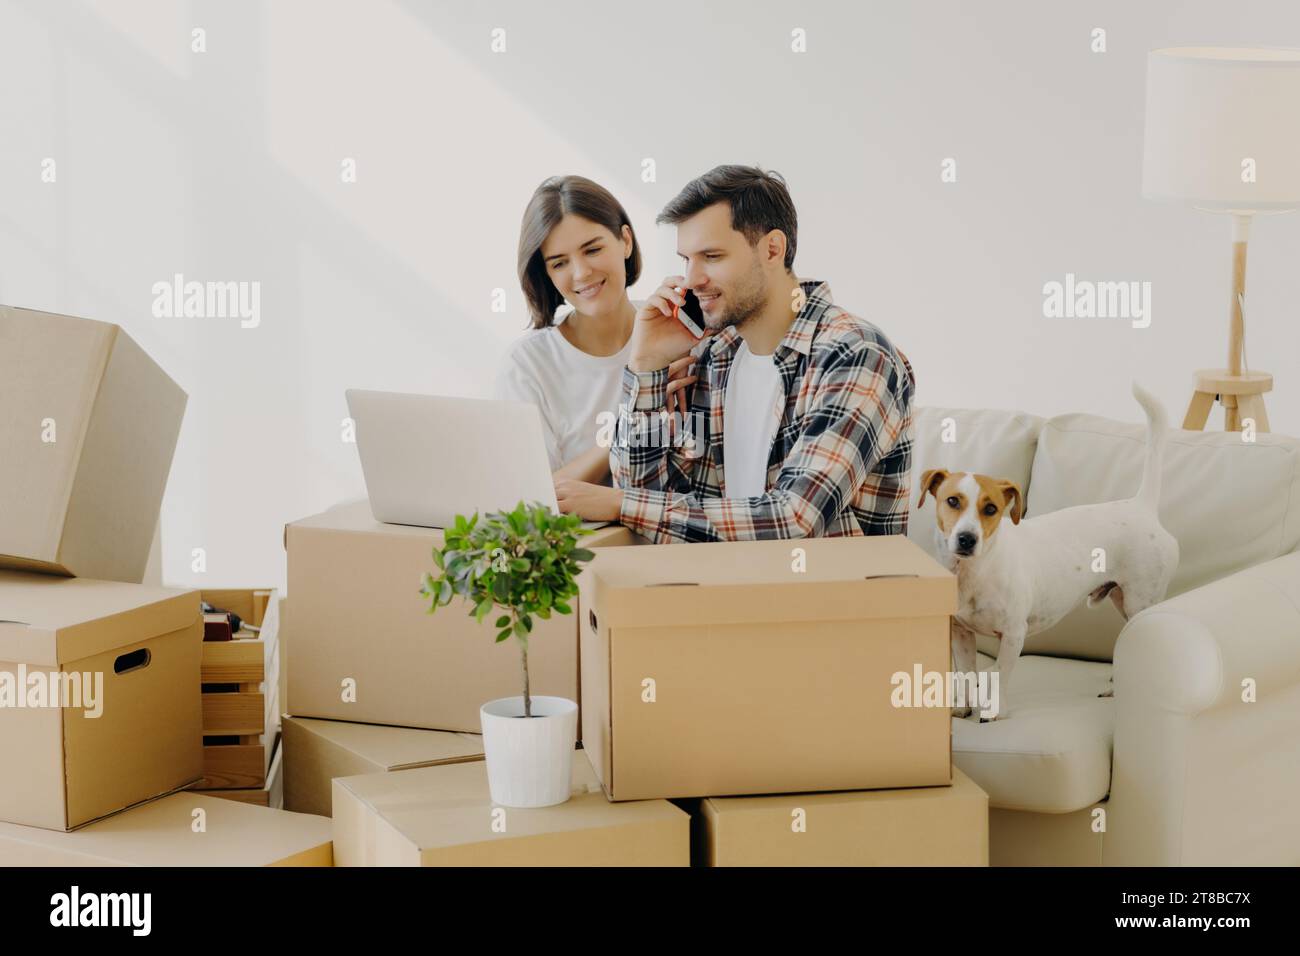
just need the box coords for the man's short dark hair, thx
[656,164,797,271]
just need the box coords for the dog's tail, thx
[1131,380,1169,512]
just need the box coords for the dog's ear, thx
[1000,481,1025,524]
[917,469,947,509]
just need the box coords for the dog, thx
[916,381,1179,721]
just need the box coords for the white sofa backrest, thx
[1019,411,1300,660]
[908,404,1300,663]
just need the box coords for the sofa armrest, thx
[1105,550,1300,865]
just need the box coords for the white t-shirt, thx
[493,307,638,472]
[723,340,785,497]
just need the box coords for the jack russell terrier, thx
[917,381,1179,721]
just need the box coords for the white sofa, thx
[907,404,1300,865]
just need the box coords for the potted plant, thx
[420,501,596,808]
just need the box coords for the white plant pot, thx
[479,695,578,808]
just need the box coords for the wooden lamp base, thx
[1183,368,1273,433]
[1182,215,1274,434]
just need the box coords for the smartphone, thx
[672,287,706,338]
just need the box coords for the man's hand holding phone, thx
[628,276,708,373]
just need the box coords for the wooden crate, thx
[193,731,283,808]
[202,691,265,735]
[197,589,280,791]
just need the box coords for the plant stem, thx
[520,614,531,718]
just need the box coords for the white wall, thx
[2,0,1297,590]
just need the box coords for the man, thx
[555,164,915,542]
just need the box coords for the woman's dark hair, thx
[657,164,797,271]
[517,175,642,329]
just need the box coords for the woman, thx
[496,175,644,484]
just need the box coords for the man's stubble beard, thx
[707,252,769,333]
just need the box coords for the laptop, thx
[345,388,612,530]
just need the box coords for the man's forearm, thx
[618,485,825,544]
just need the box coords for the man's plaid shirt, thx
[610,279,915,542]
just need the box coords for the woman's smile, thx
[574,278,605,299]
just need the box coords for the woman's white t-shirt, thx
[493,305,640,472]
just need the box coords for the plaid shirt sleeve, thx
[616,340,908,542]
[608,364,702,494]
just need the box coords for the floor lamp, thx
[1142,47,1300,433]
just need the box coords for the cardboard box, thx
[283,501,640,732]
[0,305,186,583]
[0,793,331,866]
[579,535,956,801]
[332,749,688,866]
[143,517,163,586]
[283,714,484,817]
[0,572,204,830]
[697,766,989,866]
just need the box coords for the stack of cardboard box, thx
[281,503,691,863]
[0,305,330,865]
[577,534,989,866]
[2,304,988,867]
[285,499,989,866]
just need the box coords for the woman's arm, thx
[553,444,611,484]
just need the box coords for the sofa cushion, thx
[1020,413,1300,661]
[953,652,1114,814]
[907,407,1047,559]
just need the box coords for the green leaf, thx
[433,502,588,639]
[431,548,445,571]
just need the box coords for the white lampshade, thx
[1142,47,1300,211]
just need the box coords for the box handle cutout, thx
[114,648,151,675]
[645,582,700,588]
[589,609,598,633]
[864,574,920,580]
